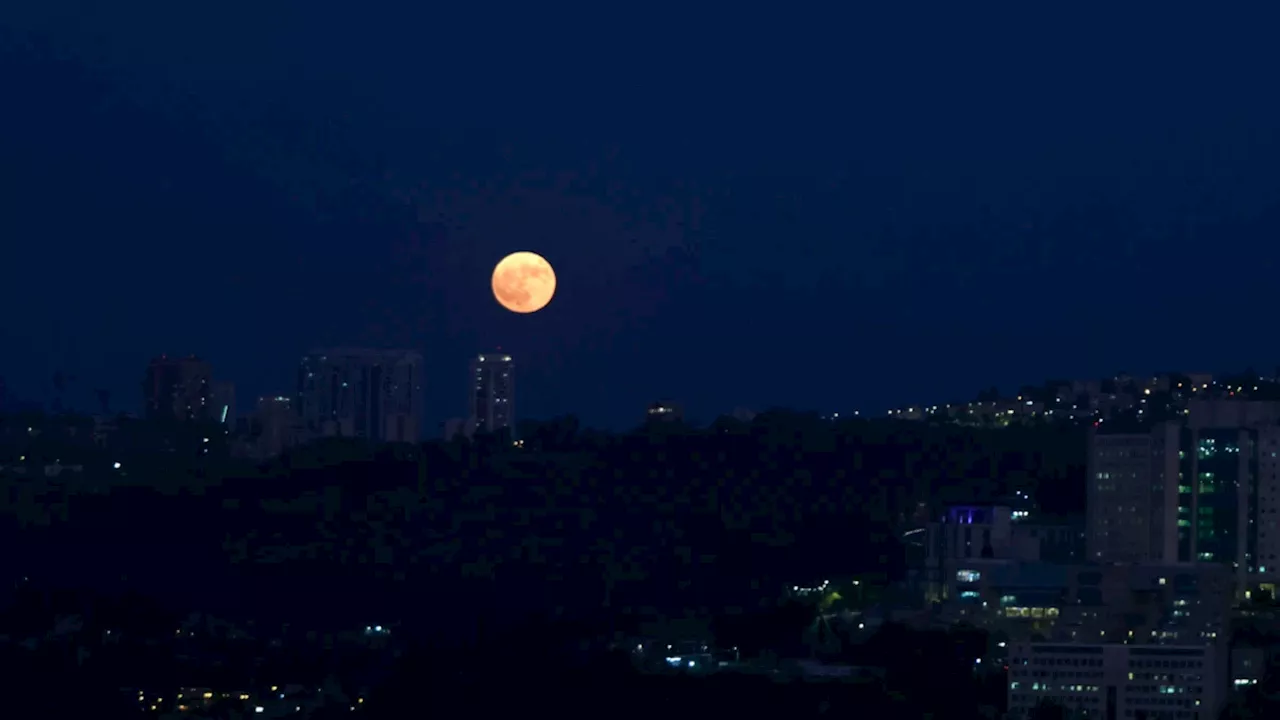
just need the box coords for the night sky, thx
[2,4,1279,431]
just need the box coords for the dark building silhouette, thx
[248,395,304,459]
[296,348,422,442]
[142,355,212,421]
[468,352,514,436]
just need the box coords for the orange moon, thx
[491,251,556,313]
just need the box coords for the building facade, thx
[922,504,1085,603]
[1087,400,1280,595]
[143,355,213,422]
[1087,422,1180,564]
[1007,642,1227,720]
[937,559,1230,645]
[252,396,304,459]
[296,348,422,443]
[468,353,513,437]
[994,561,1233,719]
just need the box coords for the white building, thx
[1007,642,1227,720]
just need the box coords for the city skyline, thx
[5,7,1280,431]
[6,3,1280,717]
[14,356,1280,431]
[296,348,422,444]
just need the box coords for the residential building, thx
[1086,422,1180,564]
[143,355,213,422]
[296,348,422,443]
[468,353,514,437]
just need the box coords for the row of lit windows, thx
[1017,657,1102,668]
[1005,607,1060,618]
[1011,669,1103,680]
[1010,682,1101,693]
[1130,683,1205,696]
[1130,659,1203,669]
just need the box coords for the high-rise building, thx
[1087,399,1280,594]
[1180,400,1280,591]
[1087,421,1180,564]
[468,353,514,436]
[143,355,213,422]
[296,348,422,443]
[1256,430,1280,581]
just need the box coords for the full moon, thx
[491,251,557,314]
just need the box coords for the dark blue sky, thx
[2,3,1279,430]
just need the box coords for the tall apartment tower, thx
[296,348,423,443]
[143,355,213,422]
[468,352,514,436]
[1182,400,1280,592]
[1086,421,1180,564]
[1088,399,1280,595]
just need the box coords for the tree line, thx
[3,410,1086,633]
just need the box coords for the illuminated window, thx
[957,569,981,583]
